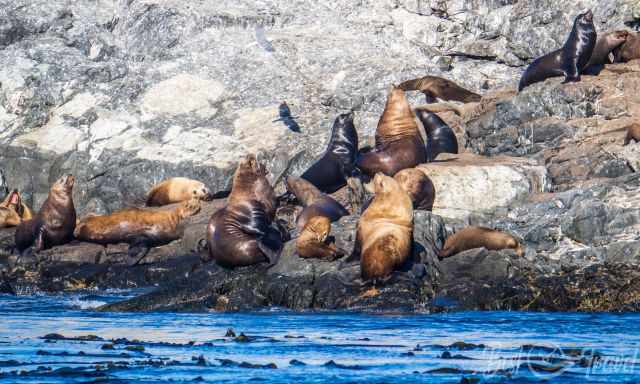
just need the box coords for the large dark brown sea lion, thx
[301,112,358,193]
[356,87,426,178]
[614,31,640,63]
[519,10,596,91]
[583,30,629,75]
[205,155,282,268]
[75,198,201,265]
[15,175,76,254]
[354,173,413,280]
[398,76,481,104]
[146,177,212,207]
[393,168,435,211]
[285,176,349,231]
[415,109,459,162]
[438,226,524,259]
[296,216,344,261]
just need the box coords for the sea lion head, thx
[239,154,267,177]
[177,198,202,219]
[191,182,213,201]
[508,237,525,257]
[373,172,401,195]
[579,9,593,24]
[6,190,23,216]
[306,216,330,242]
[51,174,75,196]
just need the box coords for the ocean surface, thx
[1,292,640,383]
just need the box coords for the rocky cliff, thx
[1,0,640,312]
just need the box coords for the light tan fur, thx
[296,216,342,260]
[398,76,481,103]
[146,177,211,207]
[357,173,413,280]
[0,190,32,226]
[376,87,421,145]
[438,226,524,259]
[393,168,436,211]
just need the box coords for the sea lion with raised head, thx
[300,112,358,193]
[583,30,629,75]
[15,175,76,254]
[0,190,32,228]
[415,109,459,161]
[75,198,201,265]
[398,76,481,104]
[438,226,524,259]
[285,176,349,231]
[205,155,282,268]
[519,10,596,91]
[146,177,213,207]
[296,216,344,261]
[354,173,413,280]
[614,31,640,63]
[393,168,435,211]
[356,87,426,178]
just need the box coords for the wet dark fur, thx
[415,110,459,162]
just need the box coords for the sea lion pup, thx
[75,198,201,265]
[583,30,628,75]
[300,112,358,193]
[285,176,349,231]
[415,109,459,162]
[624,123,640,145]
[398,75,481,104]
[0,190,33,221]
[296,216,344,261]
[146,177,213,207]
[518,10,596,92]
[393,169,435,211]
[438,226,524,259]
[355,173,413,280]
[15,175,76,254]
[614,31,640,63]
[205,155,282,268]
[356,87,426,178]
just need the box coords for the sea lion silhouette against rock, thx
[353,173,413,280]
[519,10,596,91]
[398,76,481,104]
[301,112,358,193]
[205,154,283,268]
[438,226,524,259]
[146,177,212,207]
[393,168,435,211]
[415,109,459,162]
[15,175,76,254]
[356,87,426,178]
[75,198,201,265]
[583,30,628,75]
[285,176,349,231]
[296,216,344,261]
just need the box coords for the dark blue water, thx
[1,292,640,383]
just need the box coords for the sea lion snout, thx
[583,10,593,22]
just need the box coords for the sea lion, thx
[146,177,212,207]
[300,112,358,193]
[614,31,640,63]
[296,216,344,261]
[0,190,32,221]
[205,155,282,268]
[356,87,426,178]
[0,191,23,228]
[75,198,201,265]
[624,123,640,145]
[393,168,435,211]
[15,175,76,254]
[518,10,596,92]
[398,76,481,104]
[285,176,349,231]
[583,30,629,75]
[438,226,524,259]
[355,173,413,280]
[415,109,459,161]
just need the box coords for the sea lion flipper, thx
[33,225,46,252]
[258,228,283,267]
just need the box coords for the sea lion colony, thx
[1,10,636,283]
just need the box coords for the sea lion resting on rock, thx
[285,176,349,231]
[353,173,413,280]
[15,175,76,254]
[357,87,426,178]
[205,154,283,268]
[301,112,359,193]
[0,190,32,228]
[415,109,459,162]
[398,76,481,104]
[75,198,201,265]
[624,123,640,145]
[146,177,213,207]
[438,226,524,259]
[519,10,596,91]
[583,30,628,75]
[614,31,640,63]
[393,168,435,211]
[296,216,344,261]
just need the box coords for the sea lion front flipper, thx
[33,226,46,252]
[258,228,283,267]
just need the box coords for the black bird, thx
[274,101,301,132]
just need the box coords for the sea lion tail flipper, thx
[437,247,452,259]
